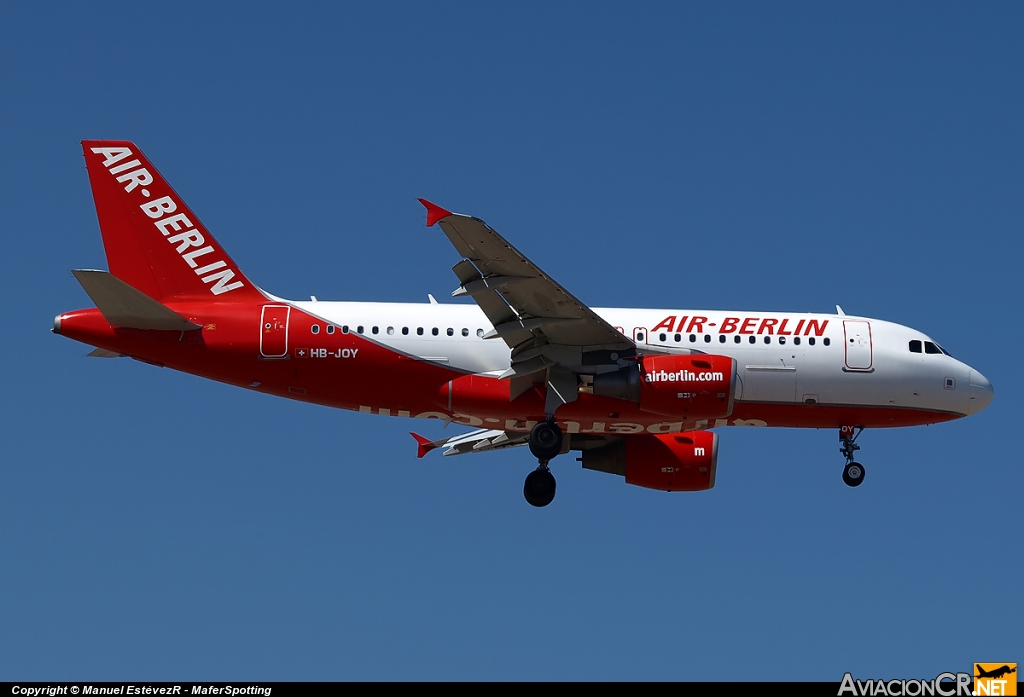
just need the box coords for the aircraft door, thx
[844,320,872,370]
[260,305,291,358]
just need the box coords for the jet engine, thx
[581,430,718,491]
[592,354,736,419]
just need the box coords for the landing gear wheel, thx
[529,420,563,461]
[524,467,557,507]
[843,462,865,487]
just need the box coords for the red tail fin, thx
[82,141,264,302]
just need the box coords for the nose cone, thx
[967,369,993,414]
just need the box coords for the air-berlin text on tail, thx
[89,147,244,296]
[650,314,828,335]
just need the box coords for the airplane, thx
[976,665,1016,680]
[53,141,994,507]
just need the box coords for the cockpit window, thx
[937,344,952,357]
[924,341,942,355]
[909,340,922,353]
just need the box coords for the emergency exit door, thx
[844,320,872,370]
[260,305,291,358]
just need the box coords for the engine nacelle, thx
[593,354,736,419]
[581,431,718,491]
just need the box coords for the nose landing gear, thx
[524,419,563,507]
[840,427,865,487]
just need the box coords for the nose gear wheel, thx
[842,462,865,487]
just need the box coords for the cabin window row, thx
[310,324,485,338]
[647,331,830,347]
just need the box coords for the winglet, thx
[410,432,438,459]
[418,198,453,227]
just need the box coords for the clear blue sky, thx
[1,2,1020,680]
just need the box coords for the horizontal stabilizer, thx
[86,347,124,358]
[72,270,201,331]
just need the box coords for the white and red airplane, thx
[54,141,993,506]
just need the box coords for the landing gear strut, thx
[524,420,563,507]
[840,427,865,487]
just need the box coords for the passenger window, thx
[704,334,711,343]
[794,336,800,345]
[674,334,681,342]
[402,327,409,335]
[326,325,335,335]
[689,334,696,343]
[432,328,438,336]
[342,325,349,334]
[748,336,756,344]
[823,337,831,346]
[357,326,364,334]
[764,336,770,344]
[734,336,741,344]
[659,333,667,342]
[719,335,726,343]
[477,329,484,337]
[779,336,786,345]
[462,328,469,337]
[387,327,394,335]
[808,337,815,346]
[447,328,454,336]
[925,341,941,354]
[417,327,423,335]
[372,326,379,335]
[311,324,320,334]
[637,332,645,342]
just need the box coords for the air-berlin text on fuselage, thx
[650,315,828,335]
[89,147,244,296]
[645,369,724,383]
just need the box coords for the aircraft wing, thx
[420,199,635,412]
[412,428,616,458]
[441,429,530,456]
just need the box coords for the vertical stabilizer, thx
[82,140,264,302]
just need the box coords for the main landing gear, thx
[524,467,556,508]
[524,420,563,507]
[840,427,866,488]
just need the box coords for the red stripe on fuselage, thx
[56,302,962,431]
